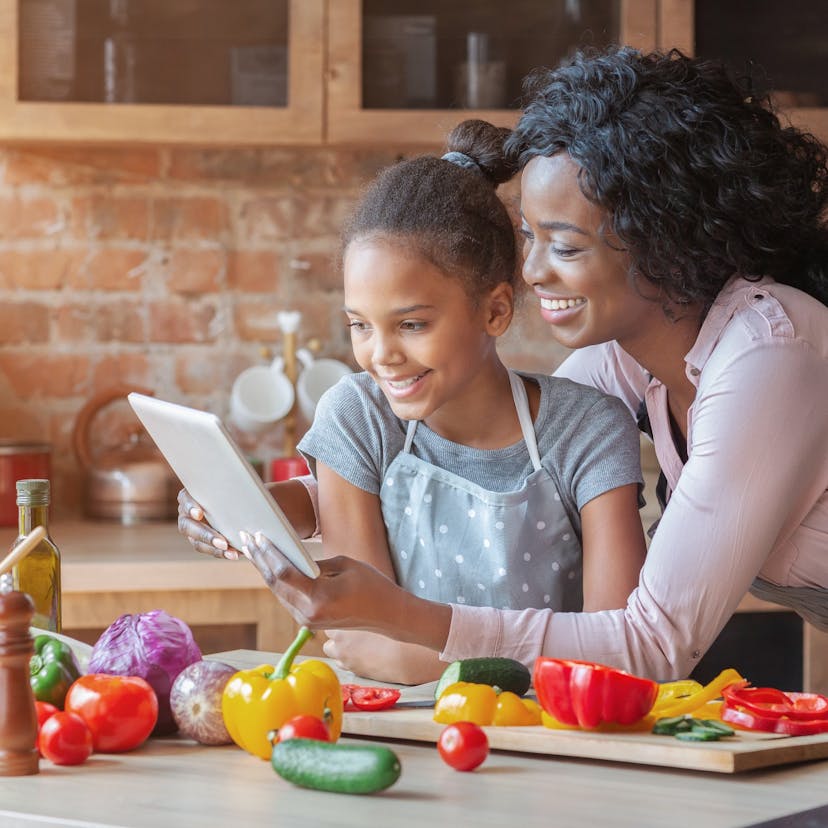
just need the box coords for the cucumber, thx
[434,657,531,701]
[270,738,401,795]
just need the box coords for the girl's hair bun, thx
[445,119,519,186]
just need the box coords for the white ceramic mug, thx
[296,353,352,422]
[229,357,295,433]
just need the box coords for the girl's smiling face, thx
[519,153,664,352]
[343,237,510,432]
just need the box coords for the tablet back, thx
[128,393,319,578]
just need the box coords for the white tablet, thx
[128,392,320,579]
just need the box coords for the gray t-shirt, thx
[298,371,643,539]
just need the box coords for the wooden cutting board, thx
[342,707,828,774]
[213,650,828,774]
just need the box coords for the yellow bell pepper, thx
[494,693,542,726]
[222,626,343,760]
[434,681,541,726]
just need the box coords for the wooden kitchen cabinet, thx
[327,0,660,144]
[658,0,828,142]
[0,0,324,145]
[0,1,825,149]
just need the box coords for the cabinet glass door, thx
[328,0,657,144]
[695,0,826,109]
[1,0,324,145]
[18,0,289,107]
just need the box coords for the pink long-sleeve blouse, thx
[441,276,828,680]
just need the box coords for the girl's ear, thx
[485,282,514,336]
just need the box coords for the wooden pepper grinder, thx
[0,525,47,776]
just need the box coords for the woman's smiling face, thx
[520,153,663,351]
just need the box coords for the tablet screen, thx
[128,392,319,579]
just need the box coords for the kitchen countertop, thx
[2,518,825,693]
[1,518,321,593]
[0,650,825,828]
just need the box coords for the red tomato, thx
[437,722,489,772]
[276,714,330,743]
[38,711,94,766]
[35,701,59,730]
[349,687,401,711]
[64,674,158,753]
[35,701,59,757]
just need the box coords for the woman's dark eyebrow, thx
[519,210,589,235]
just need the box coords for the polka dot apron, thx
[380,371,583,611]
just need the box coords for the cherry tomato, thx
[276,714,330,743]
[437,721,489,771]
[35,701,59,730]
[64,674,158,753]
[38,711,94,766]
[349,687,401,711]
[35,701,59,757]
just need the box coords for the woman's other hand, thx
[242,530,453,651]
[177,488,239,560]
[241,530,397,631]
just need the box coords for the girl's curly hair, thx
[506,47,828,307]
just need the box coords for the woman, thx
[181,47,827,682]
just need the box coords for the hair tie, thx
[441,151,483,175]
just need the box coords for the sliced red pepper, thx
[721,704,828,736]
[349,686,401,711]
[533,658,658,729]
[340,683,401,711]
[721,686,828,721]
[341,683,358,709]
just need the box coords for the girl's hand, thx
[177,488,239,560]
[241,530,399,632]
[323,630,447,685]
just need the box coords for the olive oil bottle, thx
[11,479,61,632]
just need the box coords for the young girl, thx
[230,121,646,682]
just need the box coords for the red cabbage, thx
[89,610,202,735]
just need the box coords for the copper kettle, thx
[72,385,179,524]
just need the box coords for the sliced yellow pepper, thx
[650,669,745,719]
[434,681,541,726]
[654,679,703,707]
[222,626,343,760]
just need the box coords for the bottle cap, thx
[15,479,50,507]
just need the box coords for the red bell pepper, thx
[533,658,658,729]
[721,686,828,721]
[720,685,828,736]
[721,705,828,736]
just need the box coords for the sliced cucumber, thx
[270,738,401,795]
[434,657,531,701]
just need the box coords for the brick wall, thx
[0,144,570,517]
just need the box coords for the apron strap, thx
[402,371,542,472]
[403,418,418,453]
[509,371,542,471]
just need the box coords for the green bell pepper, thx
[30,634,82,708]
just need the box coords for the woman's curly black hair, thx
[506,47,828,308]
